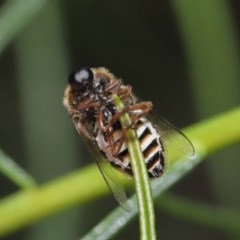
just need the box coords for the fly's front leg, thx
[117,85,132,99]
[105,79,122,94]
[107,81,133,103]
[117,85,134,105]
[75,121,93,140]
[77,99,100,111]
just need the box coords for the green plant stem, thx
[81,187,240,240]
[0,150,36,188]
[0,166,109,237]
[80,203,136,240]
[184,107,240,157]
[113,95,156,240]
[80,156,203,240]
[0,107,240,237]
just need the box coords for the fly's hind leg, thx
[108,101,153,129]
[127,101,153,125]
[106,101,153,157]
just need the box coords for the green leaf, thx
[0,150,36,188]
[0,0,49,54]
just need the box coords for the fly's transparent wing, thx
[132,93,194,160]
[80,133,131,211]
[150,114,195,161]
[96,155,131,211]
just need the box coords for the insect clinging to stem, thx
[63,67,195,210]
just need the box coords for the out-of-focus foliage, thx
[0,0,240,239]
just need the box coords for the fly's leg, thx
[106,81,133,103]
[74,121,93,140]
[109,127,128,157]
[127,102,153,124]
[105,79,122,93]
[108,101,152,129]
[106,101,153,156]
[96,109,119,156]
[117,85,132,99]
[97,110,106,132]
[77,99,100,111]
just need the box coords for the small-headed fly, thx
[63,67,194,210]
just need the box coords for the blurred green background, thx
[0,0,240,239]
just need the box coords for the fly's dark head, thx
[68,67,94,93]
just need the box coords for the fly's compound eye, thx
[68,67,94,87]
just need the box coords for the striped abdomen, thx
[96,117,165,178]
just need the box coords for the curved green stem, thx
[113,95,156,240]
[0,107,240,238]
